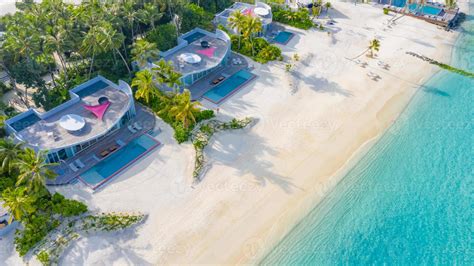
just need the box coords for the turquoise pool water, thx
[203,69,255,103]
[391,0,406,8]
[261,3,473,265]
[409,3,442,15]
[183,32,205,43]
[10,113,41,131]
[79,135,159,189]
[274,31,294,44]
[75,80,109,98]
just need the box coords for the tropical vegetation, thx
[35,212,145,266]
[191,118,253,181]
[0,0,232,112]
[368,39,381,57]
[406,51,474,78]
[131,66,214,143]
[445,0,456,9]
[225,12,283,63]
[0,140,87,257]
[272,5,314,30]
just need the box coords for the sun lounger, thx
[117,139,126,146]
[75,159,85,168]
[133,122,143,131]
[212,75,225,85]
[69,163,79,172]
[109,144,119,152]
[100,150,110,157]
[128,125,137,133]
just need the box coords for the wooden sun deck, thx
[189,52,250,101]
[47,104,157,186]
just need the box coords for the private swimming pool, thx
[10,113,41,131]
[75,80,109,98]
[274,31,294,45]
[183,32,206,43]
[78,134,160,190]
[409,3,442,15]
[203,69,256,104]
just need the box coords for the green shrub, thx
[0,176,15,193]
[0,81,11,93]
[256,44,283,63]
[180,4,215,33]
[383,8,390,15]
[200,124,213,135]
[272,6,313,30]
[37,251,50,266]
[195,109,215,122]
[173,123,191,143]
[145,23,178,51]
[13,192,88,256]
[230,35,282,64]
[15,215,57,256]
[51,193,87,217]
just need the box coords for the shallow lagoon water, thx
[261,5,473,265]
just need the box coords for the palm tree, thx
[138,3,164,29]
[122,0,139,38]
[368,39,380,58]
[132,69,161,104]
[165,69,183,94]
[100,22,132,76]
[445,0,455,8]
[81,24,108,78]
[1,186,36,223]
[44,25,75,80]
[243,16,262,57]
[227,11,247,50]
[152,59,182,92]
[16,148,58,193]
[168,90,202,129]
[325,2,332,12]
[131,40,160,69]
[0,139,23,174]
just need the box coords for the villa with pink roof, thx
[214,2,273,36]
[4,76,137,165]
[156,28,232,87]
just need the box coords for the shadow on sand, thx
[203,116,298,194]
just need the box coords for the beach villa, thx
[214,2,273,36]
[157,28,232,87]
[380,0,460,28]
[4,76,159,190]
[153,28,257,104]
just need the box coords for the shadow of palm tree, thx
[293,72,353,97]
[204,125,298,194]
[61,218,151,265]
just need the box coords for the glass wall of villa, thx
[181,50,230,86]
[45,109,133,163]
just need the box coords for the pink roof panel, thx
[83,101,111,120]
[196,47,217,58]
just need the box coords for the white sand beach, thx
[0,1,463,265]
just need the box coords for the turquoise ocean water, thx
[261,5,473,265]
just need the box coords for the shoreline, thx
[254,4,468,264]
[212,4,463,264]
